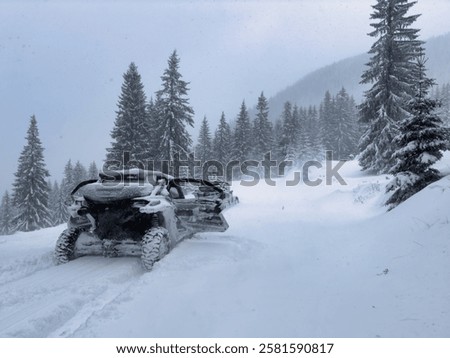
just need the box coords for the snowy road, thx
[0,255,142,337]
[1,159,450,337]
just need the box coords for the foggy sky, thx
[1,0,450,192]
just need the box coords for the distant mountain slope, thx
[267,32,450,119]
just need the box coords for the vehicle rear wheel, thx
[54,228,81,264]
[141,227,170,271]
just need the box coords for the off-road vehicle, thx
[54,169,229,270]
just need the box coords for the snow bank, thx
[0,226,64,286]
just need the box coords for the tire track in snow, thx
[0,257,143,337]
[48,282,135,338]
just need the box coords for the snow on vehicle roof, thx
[99,169,173,184]
[77,181,155,202]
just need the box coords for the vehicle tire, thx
[141,227,170,271]
[54,228,81,264]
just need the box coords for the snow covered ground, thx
[0,156,449,338]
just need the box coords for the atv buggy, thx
[54,169,229,270]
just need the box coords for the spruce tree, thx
[61,160,75,205]
[0,191,13,235]
[212,112,232,165]
[12,115,51,231]
[297,107,313,162]
[278,102,298,162]
[306,106,324,161]
[195,116,213,163]
[252,92,273,160]
[72,161,88,185]
[319,89,359,159]
[145,97,159,161]
[359,0,424,173]
[88,161,99,179]
[55,181,70,224]
[433,83,450,148]
[386,58,447,208]
[232,101,252,163]
[47,181,60,226]
[334,88,359,159]
[106,62,149,166]
[441,83,450,128]
[154,50,194,175]
[320,90,336,153]
[272,118,284,159]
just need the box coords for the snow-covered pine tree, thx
[441,83,450,128]
[441,84,450,131]
[106,62,149,167]
[212,112,232,165]
[306,106,324,161]
[88,161,99,179]
[334,88,359,159]
[289,106,303,163]
[278,101,297,162]
[386,58,447,209]
[47,181,60,226]
[297,107,313,162]
[12,115,51,231]
[50,181,69,225]
[320,90,336,153]
[145,97,159,161]
[252,92,273,160]
[317,89,360,160]
[432,83,450,149]
[61,160,75,205]
[72,161,88,185]
[272,118,283,158]
[0,191,14,235]
[232,100,252,163]
[359,0,424,173]
[55,179,69,224]
[154,51,194,176]
[195,116,213,163]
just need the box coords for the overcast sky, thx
[1,0,450,192]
